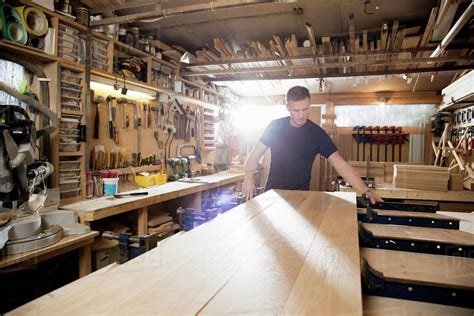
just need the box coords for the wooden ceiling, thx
[84,0,473,94]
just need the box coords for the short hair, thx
[286,86,310,103]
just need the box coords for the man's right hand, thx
[242,177,256,201]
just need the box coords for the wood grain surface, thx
[361,248,474,289]
[9,191,361,316]
[363,223,474,246]
[363,295,474,316]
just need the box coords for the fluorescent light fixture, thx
[90,80,155,101]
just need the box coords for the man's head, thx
[286,86,311,127]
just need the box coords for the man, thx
[242,86,382,204]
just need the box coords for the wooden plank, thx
[341,181,474,202]
[282,192,362,315]
[201,192,358,314]
[358,208,460,221]
[10,192,361,315]
[361,248,474,289]
[363,295,474,316]
[363,223,474,246]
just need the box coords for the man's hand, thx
[365,190,384,205]
[242,177,256,201]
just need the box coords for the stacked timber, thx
[393,165,449,191]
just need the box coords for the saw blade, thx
[5,225,63,255]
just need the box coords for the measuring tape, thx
[0,3,27,45]
[15,6,49,37]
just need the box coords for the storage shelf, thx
[0,40,57,62]
[91,69,220,108]
[113,39,178,70]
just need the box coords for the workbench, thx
[61,171,244,234]
[9,190,363,315]
[0,231,98,277]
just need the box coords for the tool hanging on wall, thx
[106,96,116,139]
[92,92,105,139]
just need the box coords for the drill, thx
[186,155,196,178]
[178,158,188,178]
[167,158,180,181]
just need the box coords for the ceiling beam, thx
[431,1,474,58]
[185,45,472,67]
[90,0,297,27]
[182,55,473,76]
[239,92,442,105]
[204,65,473,81]
[89,0,158,15]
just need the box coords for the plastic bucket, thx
[103,177,119,196]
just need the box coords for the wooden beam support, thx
[431,1,474,58]
[239,92,441,106]
[204,65,472,81]
[183,55,472,77]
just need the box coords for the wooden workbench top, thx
[10,190,362,316]
[0,231,98,269]
[363,223,474,246]
[61,171,244,221]
[341,182,474,202]
[361,248,474,290]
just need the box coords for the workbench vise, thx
[102,231,159,264]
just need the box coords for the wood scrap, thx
[393,165,450,191]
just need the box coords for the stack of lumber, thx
[393,165,449,191]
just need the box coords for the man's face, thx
[286,98,310,127]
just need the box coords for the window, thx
[334,104,436,126]
[0,60,24,105]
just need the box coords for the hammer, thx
[106,96,116,139]
[91,91,105,139]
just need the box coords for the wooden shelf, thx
[59,151,84,157]
[61,109,84,116]
[115,165,163,175]
[113,39,178,69]
[91,68,220,108]
[57,57,86,72]
[15,0,88,31]
[0,40,57,62]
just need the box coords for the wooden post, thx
[79,244,92,277]
[138,206,148,235]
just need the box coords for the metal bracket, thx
[358,200,438,212]
[362,259,474,308]
[359,224,473,258]
[358,207,459,229]
[451,96,473,104]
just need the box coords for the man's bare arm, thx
[327,151,383,204]
[242,141,268,201]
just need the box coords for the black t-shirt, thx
[260,117,337,191]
